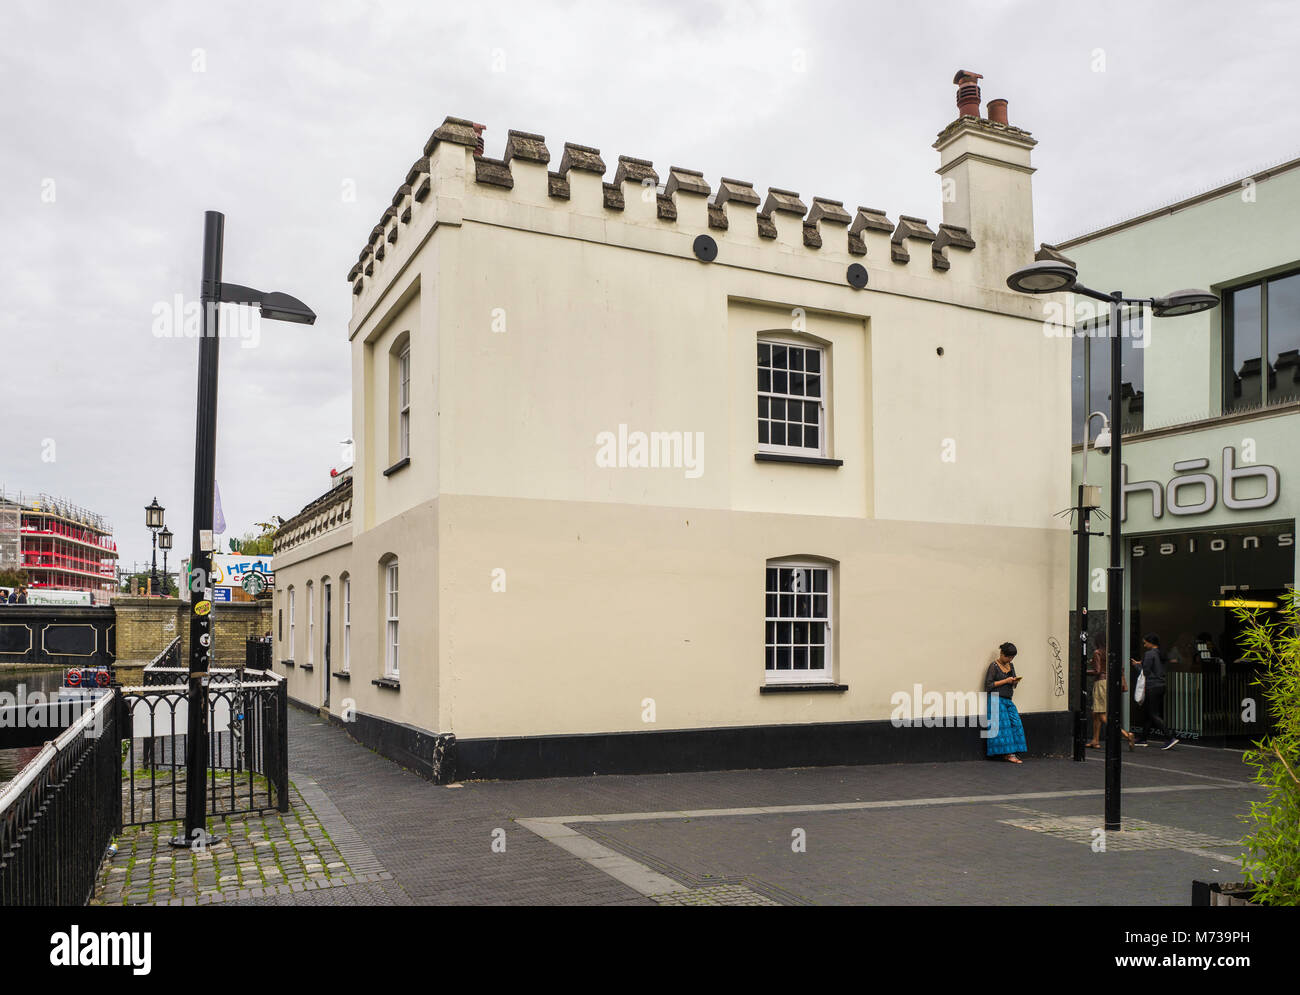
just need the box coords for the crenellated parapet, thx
[348,115,987,304]
[272,477,353,557]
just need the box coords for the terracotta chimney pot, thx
[952,69,984,118]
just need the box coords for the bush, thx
[1235,589,1300,906]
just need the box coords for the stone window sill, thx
[280,659,295,669]
[754,453,844,468]
[372,676,401,690]
[383,457,410,477]
[759,683,849,694]
[332,671,351,680]
[299,663,314,672]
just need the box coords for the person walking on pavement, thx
[1084,636,1135,749]
[985,642,1028,763]
[1131,633,1178,750]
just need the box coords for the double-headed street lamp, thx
[145,497,164,596]
[173,211,315,850]
[1006,260,1217,831]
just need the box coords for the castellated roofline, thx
[348,115,982,298]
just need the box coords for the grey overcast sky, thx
[2,0,1296,571]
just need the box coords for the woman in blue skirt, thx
[985,642,1027,763]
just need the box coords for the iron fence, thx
[141,635,182,686]
[120,672,288,825]
[0,693,121,905]
[246,635,272,670]
[1166,664,1272,742]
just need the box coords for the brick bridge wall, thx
[113,597,272,669]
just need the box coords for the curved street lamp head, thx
[1151,289,1218,317]
[259,292,316,325]
[1006,260,1079,294]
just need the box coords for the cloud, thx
[1,0,1296,568]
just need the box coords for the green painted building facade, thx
[1058,155,1300,744]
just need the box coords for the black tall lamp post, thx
[173,210,315,850]
[159,526,173,597]
[1006,260,1217,831]
[145,497,164,596]
[1060,410,1109,763]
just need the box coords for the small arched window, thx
[764,557,835,684]
[340,573,351,673]
[306,581,314,665]
[382,557,399,676]
[388,332,411,467]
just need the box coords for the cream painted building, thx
[272,87,1072,780]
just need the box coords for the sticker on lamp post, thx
[195,600,212,616]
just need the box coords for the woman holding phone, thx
[985,642,1027,763]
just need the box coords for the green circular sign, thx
[242,571,267,595]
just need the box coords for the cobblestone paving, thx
[94,781,391,906]
[996,806,1241,853]
[651,884,780,906]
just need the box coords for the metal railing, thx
[246,636,272,670]
[140,635,182,686]
[0,693,121,905]
[120,671,288,825]
[1166,664,1272,742]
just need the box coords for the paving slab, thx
[235,707,1262,905]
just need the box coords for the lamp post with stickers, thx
[1006,260,1217,832]
[172,211,315,849]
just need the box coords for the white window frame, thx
[757,337,827,458]
[342,576,351,673]
[398,345,411,460]
[385,562,399,676]
[764,559,833,685]
[288,586,296,659]
[306,581,314,665]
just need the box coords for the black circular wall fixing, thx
[846,263,868,289]
[692,234,718,262]
[936,347,945,356]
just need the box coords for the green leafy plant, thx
[1235,589,1300,905]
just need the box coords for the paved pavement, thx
[195,707,1263,906]
[95,779,394,906]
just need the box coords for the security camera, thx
[1093,428,1111,455]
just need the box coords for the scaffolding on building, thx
[0,486,119,598]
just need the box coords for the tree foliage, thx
[1236,589,1300,905]
[0,567,29,588]
[230,526,275,556]
[120,572,177,596]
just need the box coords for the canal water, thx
[0,667,69,789]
